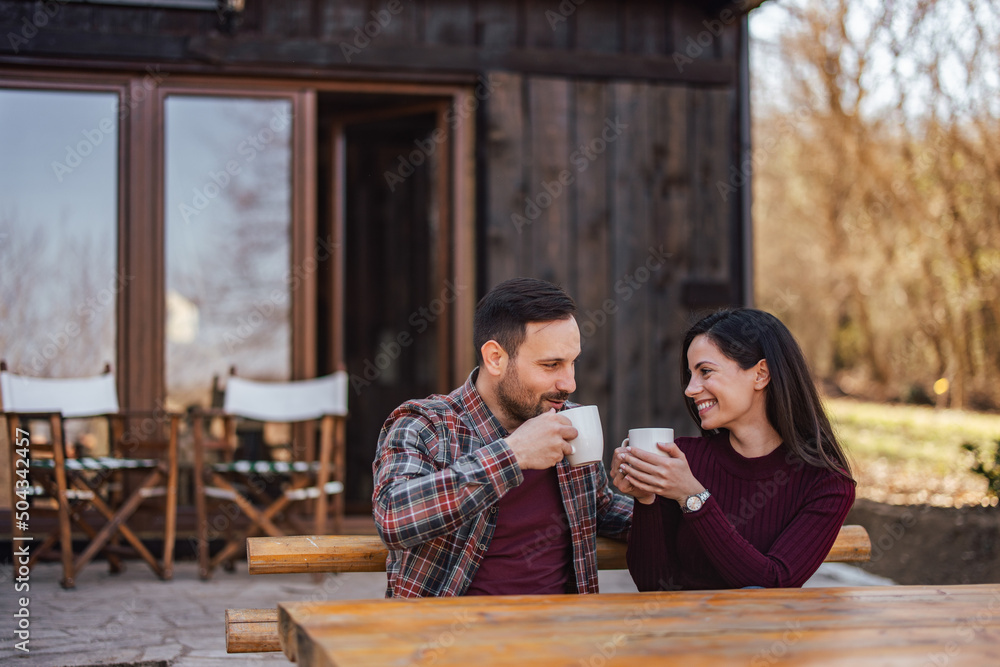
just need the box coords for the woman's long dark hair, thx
[681,308,854,480]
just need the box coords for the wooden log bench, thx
[226,525,872,654]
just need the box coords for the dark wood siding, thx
[1,0,741,86]
[483,73,737,441]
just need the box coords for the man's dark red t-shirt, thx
[465,467,572,595]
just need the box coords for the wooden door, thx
[320,101,462,512]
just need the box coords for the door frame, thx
[149,76,476,405]
[149,82,314,411]
[326,97,473,393]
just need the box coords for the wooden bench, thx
[226,525,872,653]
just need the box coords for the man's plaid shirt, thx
[373,369,633,598]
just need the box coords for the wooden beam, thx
[292,89,318,382]
[225,608,282,653]
[247,525,872,575]
[0,30,189,60]
[247,534,387,574]
[1,38,734,86]
[185,37,735,85]
[450,93,477,386]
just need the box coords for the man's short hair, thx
[473,278,577,365]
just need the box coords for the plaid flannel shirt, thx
[372,369,633,598]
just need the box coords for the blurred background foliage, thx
[751,0,1000,412]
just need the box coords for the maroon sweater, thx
[627,432,855,590]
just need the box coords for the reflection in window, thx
[0,88,119,379]
[165,96,292,411]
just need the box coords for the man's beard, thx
[495,361,570,426]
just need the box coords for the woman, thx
[613,308,856,590]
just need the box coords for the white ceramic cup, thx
[624,428,674,454]
[562,405,604,466]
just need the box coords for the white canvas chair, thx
[1,361,179,588]
[191,370,348,579]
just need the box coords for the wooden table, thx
[278,584,1000,666]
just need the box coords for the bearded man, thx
[372,277,632,598]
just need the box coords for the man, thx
[373,277,632,598]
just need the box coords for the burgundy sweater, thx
[627,431,855,590]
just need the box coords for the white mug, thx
[562,405,604,466]
[624,428,674,454]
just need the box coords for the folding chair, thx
[1,362,179,588]
[191,370,348,579]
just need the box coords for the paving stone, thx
[173,657,288,667]
[176,634,225,651]
[183,649,234,659]
[18,627,72,639]
[141,643,184,662]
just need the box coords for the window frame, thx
[0,67,476,409]
[152,83,311,410]
[0,72,131,385]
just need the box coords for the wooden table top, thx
[278,584,1000,666]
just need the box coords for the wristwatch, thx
[681,490,710,513]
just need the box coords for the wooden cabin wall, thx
[0,0,739,80]
[483,72,735,442]
[1,0,746,446]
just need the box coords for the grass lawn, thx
[825,397,1000,507]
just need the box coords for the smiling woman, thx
[613,307,856,591]
[680,308,854,476]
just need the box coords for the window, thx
[0,88,119,378]
[164,95,293,410]
[0,72,474,511]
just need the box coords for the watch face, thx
[686,495,703,512]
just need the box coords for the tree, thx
[752,0,1000,409]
